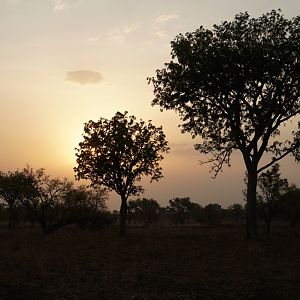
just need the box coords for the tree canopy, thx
[257,163,289,234]
[74,111,169,235]
[0,170,29,227]
[149,10,300,238]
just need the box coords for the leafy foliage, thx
[227,203,245,224]
[74,111,169,235]
[74,111,169,199]
[149,9,300,238]
[128,198,161,225]
[278,187,300,229]
[257,163,289,233]
[0,170,30,227]
[19,167,74,233]
[167,197,195,225]
[64,185,111,229]
[150,10,300,175]
[203,203,223,227]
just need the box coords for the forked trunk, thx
[246,170,259,239]
[119,196,128,236]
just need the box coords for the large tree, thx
[149,10,300,239]
[74,111,169,235]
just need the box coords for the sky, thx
[1,0,299,210]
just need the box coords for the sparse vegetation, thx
[0,225,299,300]
[0,165,299,299]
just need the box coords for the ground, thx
[0,224,299,299]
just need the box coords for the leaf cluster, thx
[74,112,169,199]
[149,10,300,176]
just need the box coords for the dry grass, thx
[0,224,299,299]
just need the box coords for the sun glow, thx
[0,0,299,209]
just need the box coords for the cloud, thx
[170,143,197,156]
[88,37,99,42]
[123,24,139,34]
[53,0,81,11]
[108,24,139,42]
[153,30,167,38]
[54,0,68,11]
[155,14,179,23]
[66,70,103,85]
[152,14,179,39]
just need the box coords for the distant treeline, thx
[0,166,299,235]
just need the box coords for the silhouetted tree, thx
[228,203,244,224]
[190,202,204,223]
[203,204,223,227]
[167,197,194,225]
[128,198,161,225]
[64,185,110,229]
[74,112,169,235]
[127,199,139,224]
[257,163,289,234]
[0,170,30,228]
[278,186,300,233]
[20,166,74,233]
[149,10,300,239]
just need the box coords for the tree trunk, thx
[40,219,49,234]
[119,196,128,236]
[266,220,271,235]
[266,204,273,235]
[246,170,259,239]
[8,203,15,228]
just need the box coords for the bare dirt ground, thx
[0,225,299,299]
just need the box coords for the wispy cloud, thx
[153,30,167,38]
[66,70,103,85]
[155,14,179,23]
[152,13,179,39]
[108,24,139,42]
[54,0,68,11]
[123,24,139,34]
[53,0,81,11]
[88,37,99,42]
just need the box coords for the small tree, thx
[0,170,30,228]
[228,203,244,224]
[203,203,223,227]
[257,163,289,234]
[149,10,300,239]
[190,202,204,223]
[20,167,74,233]
[74,112,169,235]
[278,186,300,232]
[167,197,194,225]
[64,185,110,229]
[128,198,161,225]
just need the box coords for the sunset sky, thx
[1,0,299,210]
